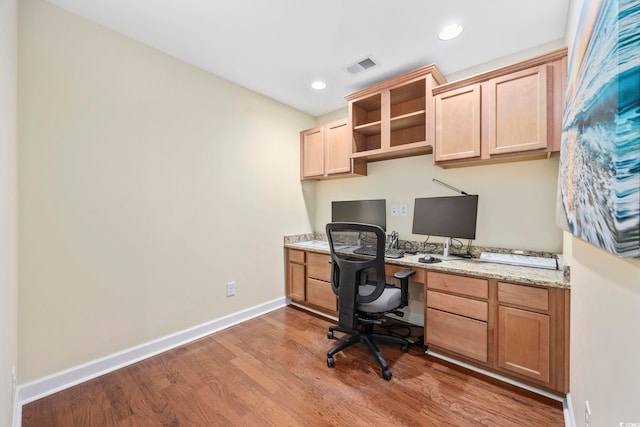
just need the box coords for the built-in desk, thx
[284,238,570,395]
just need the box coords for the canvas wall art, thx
[558,0,640,258]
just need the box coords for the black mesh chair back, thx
[325,222,415,380]
[326,222,386,331]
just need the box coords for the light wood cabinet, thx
[495,281,569,392]
[285,247,570,394]
[424,272,569,394]
[425,272,489,363]
[433,48,567,167]
[285,250,337,314]
[300,119,366,180]
[434,84,481,162]
[488,65,549,155]
[285,249,305,302]
[498,306,550,383]
[306,252,336,313]
[301,128,324,178]
[346,65,446,162]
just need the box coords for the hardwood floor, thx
[22,306,565,426]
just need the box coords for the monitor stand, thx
[440,237,463,261]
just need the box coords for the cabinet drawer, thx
[288,249,305,264]
[427,272,488,299]
[498,282,548,311]
[306,278,336,311]
[385,264,425,283]
[426,308,487,362]
[307,252,331,282]
[427,291,487,321]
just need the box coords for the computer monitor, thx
[331,199,386,231]
[412,195,479,259]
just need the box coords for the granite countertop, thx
[284,236,570,289]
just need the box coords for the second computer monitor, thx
[412,195,479,240]
[331,199,386,231]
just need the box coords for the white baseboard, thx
[564,393,576,427]
[13,297,287,426]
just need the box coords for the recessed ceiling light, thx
[438,24,464,41]
[311,81,327,90]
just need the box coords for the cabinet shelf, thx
[353,121,382,136]
[390,110,425,131]
[351,141,432,161]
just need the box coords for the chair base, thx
[326,323,410,380]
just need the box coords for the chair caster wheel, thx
[327,357,335,367]
[401,344,409,353]
[382,369,392,380]
[327,331,334,339]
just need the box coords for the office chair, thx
[325,222,415,380]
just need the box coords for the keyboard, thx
[352,246,404,259]
[479,252,557,270]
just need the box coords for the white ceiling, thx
[45,0,571,117]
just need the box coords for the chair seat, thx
[358,284,401,313]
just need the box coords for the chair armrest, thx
[393,269,415,307]
[393,269,415,280]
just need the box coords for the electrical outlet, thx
[399,204,408,216]
[226,282,236,297]
[585,400,592,427]
[390,204,398,216]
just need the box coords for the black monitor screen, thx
[412,195,478,240]
[331,199,386,231]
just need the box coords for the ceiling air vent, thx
[345,56,378,75]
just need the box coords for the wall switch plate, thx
[399,204,408,216]
[226,282,236,297]
[390,204,398,216]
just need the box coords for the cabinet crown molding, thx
[433,47,568,95]
[345,64,446,101]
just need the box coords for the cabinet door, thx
[301,127,324,178]
[287,262,305,301]
[498,306,550,383]
[487,65,548,155]
[434,84,481,162]
[325,119,351,175]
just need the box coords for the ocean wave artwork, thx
[558,0,640,258]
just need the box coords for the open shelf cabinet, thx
[346,64,445,162]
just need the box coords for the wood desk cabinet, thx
[306,252,337,313]
[286,249,306,302]
[285,249,337,315]
[285,247,569,394]
[425,271,569,394]
[426,272,489,363]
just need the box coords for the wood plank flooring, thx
[22,306,565,426]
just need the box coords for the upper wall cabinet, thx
[433,48,567,167]
[300,119,367,180]
[345,65,446,162]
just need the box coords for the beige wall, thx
[314,155,563,252]
[564,0,640,425]
[0,0,18,424]
[18,0,315,382]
